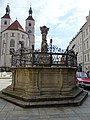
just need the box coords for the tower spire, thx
[29,6,32,16]
[6,4,10,15]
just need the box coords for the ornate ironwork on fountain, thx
[10,41,33,67]
[48,38,65,53]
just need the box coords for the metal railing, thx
[11,50,77,67]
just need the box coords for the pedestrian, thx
[87,71,90,78]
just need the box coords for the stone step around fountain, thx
[0,88,88,108]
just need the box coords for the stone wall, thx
[11,67,77,95]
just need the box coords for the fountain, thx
[0,26,88,108]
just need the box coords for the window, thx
[84,43,86,50]
[2,40,5,48]
[22,34,24,39]
[83,31,85,38]
[87,54,89,61]
[78,40,79,44]
[29,23,31,26]
[78,48,79,52]
[86,28,88,35]
[11,33,15,37]
[81,56,82,61]
[87,41,89,49]
[85,55,87,62]
[3,34,5,38]
[17,33,20,40]
[2,49,4,55]
[3,39,5,44]
[10,39,15,47]
[4,21,7,25]
[80,38,81,43]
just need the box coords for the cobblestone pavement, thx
[0,78,90,120]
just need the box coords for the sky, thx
[0,0,90,50]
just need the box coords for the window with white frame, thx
[87,40,89,49]
[85,54,87,62]
[10,39,15,47]
[11,33,15,37]
[87,53,89,61]
[22,34,24,39]
[84,43,86,50]
[17,33,20,40]
[83,31,85,38]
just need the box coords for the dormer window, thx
[29,23,31,26]
[4,21,7,25]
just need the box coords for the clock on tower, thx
[28,29,32,33]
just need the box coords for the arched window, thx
[29,23,31,26]
[4,21,7,25]
[10,39,15,47]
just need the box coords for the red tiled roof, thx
[26,16,34,20]
[7,20,24,31]
[1,14,10,19]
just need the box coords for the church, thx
[0,4,35,68]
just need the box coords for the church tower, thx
[1,4,11,32]
[25,6,35,49]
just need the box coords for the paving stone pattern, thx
[0,78,90,120]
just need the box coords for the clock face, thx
[28,29,32,33]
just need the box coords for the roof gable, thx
[26,16,34,21]
[1,14,10,19]
[7,20,24,31]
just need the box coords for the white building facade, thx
[68,11,90,72]
[0,5,35,67]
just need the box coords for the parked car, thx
[76,72,90,88]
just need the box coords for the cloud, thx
[31,0,90,49]
[1,0,90,49]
